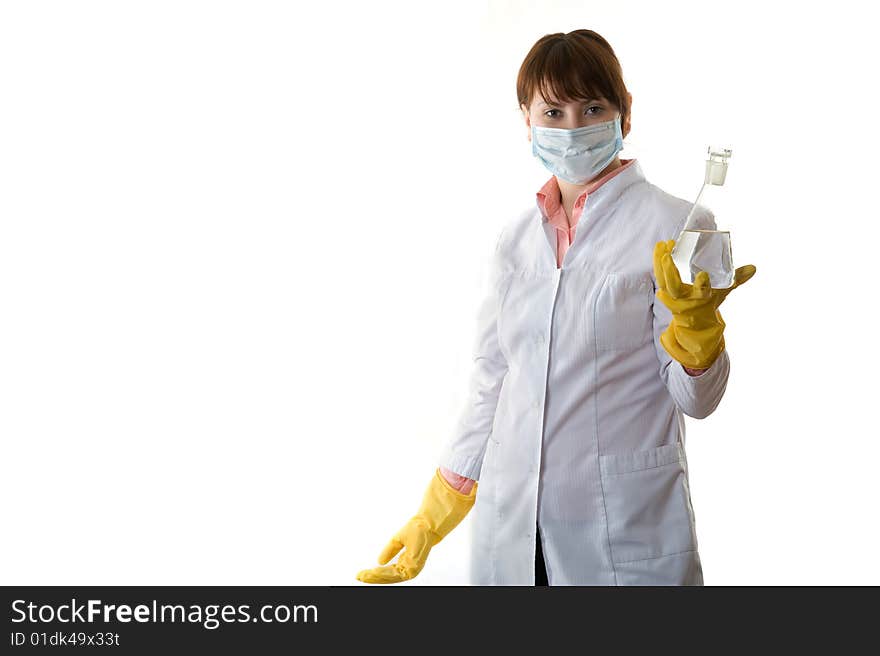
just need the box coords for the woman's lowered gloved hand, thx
[653,239,756,370]
[356,468,478,584]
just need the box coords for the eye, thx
[544,105,603,119]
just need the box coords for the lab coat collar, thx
[534,158,646,224]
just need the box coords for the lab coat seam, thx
[533,267,562,586]
[680,455,701,556]
[613,547,698,566]
[650,292,673,392]
[600,458,684,476]
[592,280,619,586]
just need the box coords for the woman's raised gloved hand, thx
[355,468,478,584]
[653,239,756,370]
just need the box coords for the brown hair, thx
[516,30,631,138]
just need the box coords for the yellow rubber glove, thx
[653,239,756,369]
[356,468,478,584]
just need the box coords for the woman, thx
[356,29,755,586]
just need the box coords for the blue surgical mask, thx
[531,115,624,184]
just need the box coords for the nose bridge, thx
[565,119,595,131]
[563,104,586,130]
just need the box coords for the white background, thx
[1,0,877,585]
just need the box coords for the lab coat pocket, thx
[593,273,654,351]
[599,443,698,564]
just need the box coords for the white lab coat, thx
[438,160,729,585]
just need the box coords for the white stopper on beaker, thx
[704,147,731,186]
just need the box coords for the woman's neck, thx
[557,156,623,223]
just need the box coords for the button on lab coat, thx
[438,160,730,585]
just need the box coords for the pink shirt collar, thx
[536,158,637,230]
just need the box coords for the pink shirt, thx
[440,159,707,493]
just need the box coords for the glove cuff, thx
[414,469,478,544]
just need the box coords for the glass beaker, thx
[670,146,736,289]
[671,228,733,289]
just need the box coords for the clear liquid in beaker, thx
[671,230,733,289]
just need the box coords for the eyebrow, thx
[538,98,602,107]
